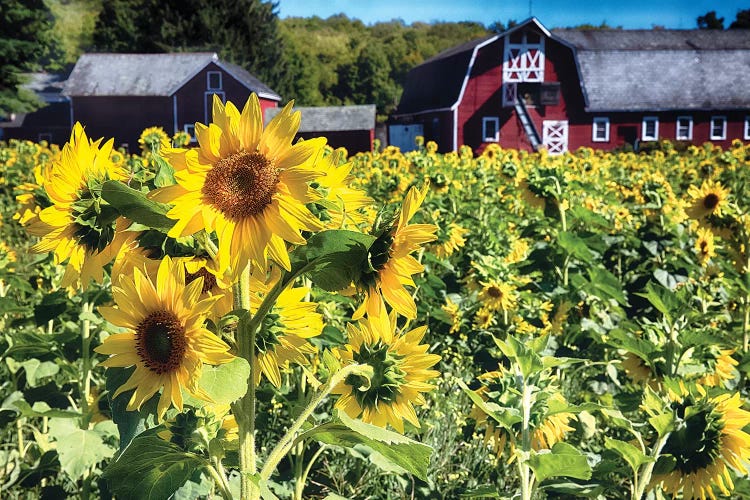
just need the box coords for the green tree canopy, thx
[729,8,750,29]
[697,10,725,29]
[0,0,57,116]
[92,0,289,99]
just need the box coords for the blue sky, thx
[277,1,747,29]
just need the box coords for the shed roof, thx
[265,105,375,132]
[61,53,280,100]
[551,28,750,51]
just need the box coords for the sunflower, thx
[353,184,437,320]
[686,180,730,220]
[694,227,716,265]
[315,150,373,229]
[441,297,462,334]
[332,308,440,432]
[478,280,517,312]
[697,349,737,388]
[0,241,17,270]
[652,390,750,500]
[27,123,135,288]
[156,94,325,277]
[433,223,469,258]
[249,267,322,387]
[471,371,575,457]
[138,126,170,155]
[94,256,234,419]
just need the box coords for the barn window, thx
[592,117,610,142]
[183,124,196,142]
[676,116,693,140]
[482,117,500,142]
[710,116,726,140]
[503,31,545,82]
[745,116,750,140]
[642,117,658,141]
[207,71,222,90]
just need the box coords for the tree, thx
[93,0,290,100]
[0,0,57,116]
[697,11,724,29]
[730,8,750,29]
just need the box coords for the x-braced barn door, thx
[542,120,568,155]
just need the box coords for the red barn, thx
[390,18,750,153]
[62,52,281,150]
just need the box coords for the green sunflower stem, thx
[259,363,372,481]
[234,264,259,500]
[518,378,534,500]
[80,300,93,430]
[632,431,670,500]
[208,459,233,500]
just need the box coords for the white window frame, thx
[503,32,545,82]
[183,124,196,142]
[745,116,750,140]
[482,117,500,142]
[710,116,727,140]
[204,91,226,123]
[207,71,222,90]
[676,116,693,140]
[592,117,610,142]
[642,116,659,141]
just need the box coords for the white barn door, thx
[542,120,568,155]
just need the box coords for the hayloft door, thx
[542,120,568,155]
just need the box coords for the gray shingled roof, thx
[61,53,280,99]
[552,29,750,51]
[552,29,750,111]
[265,105,375,132]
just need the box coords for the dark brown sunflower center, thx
[186,268,217,294]
[487,286,502,298]
[703,193,720,210]
[202,151,279,221]
[700,241,709,253]
[136,310,187,374]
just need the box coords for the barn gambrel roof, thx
[61,53,280,100]
[395,18,750,115]
[265,105,376,132]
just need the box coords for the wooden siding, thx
[2,101,71,145]
[174,62,277,134]
[72,96,172,150]
[297,130,373,154]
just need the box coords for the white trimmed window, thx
[676,116,693,140]
[482,117,500,142]
[592,117,610,142]
[745,116,750,140]
[183,124,196,142]
[710,116,727,140]
[207,71,222,90]
[642,116,659,141]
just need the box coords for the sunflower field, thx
[2,96,750,500]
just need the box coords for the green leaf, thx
[493,335,543,378]
[152,154,176,187]
[49,418,115,480]
[102,434,210,500]
[13,400,80,419]
[557,231,595,263]
[197,357,251,405]
[302,410,432,481]
[648,413,675,437]
[101,180,176,232]
[458,379,522,431]
[527,442,592,483]
[34,290,68,326]
[604,437,652,475]
[106,367,157,452]
[17,359,59,387]
[458,485,504,498]
[289,230,376,292]
[634,281,686,323]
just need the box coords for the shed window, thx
[184,124,196,142]
[642,117,658,141]
[710,116,727,140]
[745,116,750,140]
[482,117,500,142]
[207,71,222,90]
[592,117,609,142]
[676,116,693,140]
